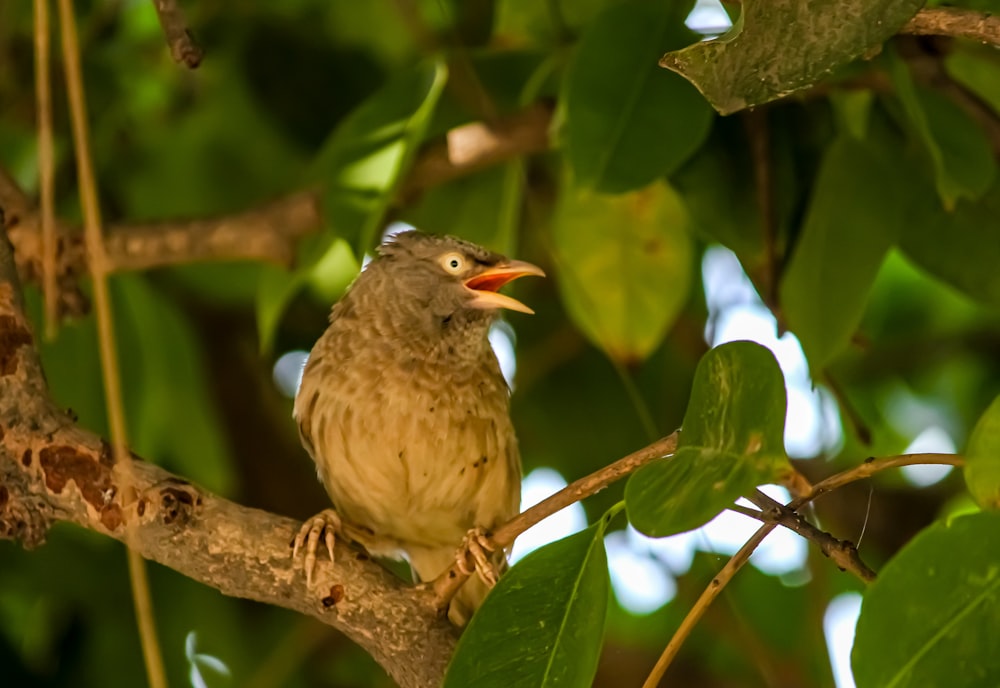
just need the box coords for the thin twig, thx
[643,451,964,686]
[34,0,58,339]
[432,432,679,606]
[56,1,168,687]
[643,523,776,688]
[746,490,876,583]
[801,453,963,504]
[150,0,203,68]
[902,7,1000,46]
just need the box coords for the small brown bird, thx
[292,230,543,624]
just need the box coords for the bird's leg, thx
[291,508,342,587]
[455,527,501,587]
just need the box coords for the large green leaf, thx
[444,512,615,688]
[255,61,445,353]
[899,181,1000,308]
[780,137,901,371]
[853,511,1000,688]
[552,180,693,363]
[888,51,996,208]
[660,0,923,114]
[626,341,788,537]
[562,0,712,193]
[965,395,1000,510]
[311,59,448,251]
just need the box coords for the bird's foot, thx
[455,527,500,587]
[291,509,342,587]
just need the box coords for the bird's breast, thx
[295,341,521,550]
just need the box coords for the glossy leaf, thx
[888,52,996,208]
[627,341,788,536]
[311,59,448,251]
[780,137,900,371]
[853,511,1000,688]
[661,0,923,114]
[965,395,1000,510]
[552,180,692,363]
[562,0,712,193]
[444,513,615,688]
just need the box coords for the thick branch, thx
[902,8,1000,46]
[0,228,455,688]
[1,104,552,313]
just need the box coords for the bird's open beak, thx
[464,260,545,314]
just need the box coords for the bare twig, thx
[432,432,679,607]
[643,451,964,686]
[643,522,776,688]
[745,490,876,583]
[803,453,963,503]
[150,0,203,68]
[902,8,1000,46]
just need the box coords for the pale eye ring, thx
[440,252,465,274]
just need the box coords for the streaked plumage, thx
[293,230,542,624]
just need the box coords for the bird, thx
[291,230,544,625]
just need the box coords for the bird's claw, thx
[456,527,500,587]
[292,509,341,587]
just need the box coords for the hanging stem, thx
[56,2,167,686]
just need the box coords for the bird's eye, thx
[440,252,465,274]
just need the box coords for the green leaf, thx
[965,395,1000,510]
[946,44,1000,117]
[113,275,234,494]
[888,51,996,208]
[552,180,693,363]
[254,231,352,355]
[444,512,616,688]
[562,0,712,193]
[626,341,788,537]
[401,163,524,256]
[852,511,1000,688]
[898,181,1000,308]
[661,0,924,114]
[311,59,448,251]
[780,137,900,371]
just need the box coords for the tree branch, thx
[742,490,876,583]
[151,0,203,68]
[902,8,1000,46]
[432,432,679,606]
[0,225,456,688]
[1,104,552,316]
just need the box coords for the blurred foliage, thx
[2,0,1000,686]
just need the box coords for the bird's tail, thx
[407,545,507,627]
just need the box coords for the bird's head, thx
[371,231,544,331]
